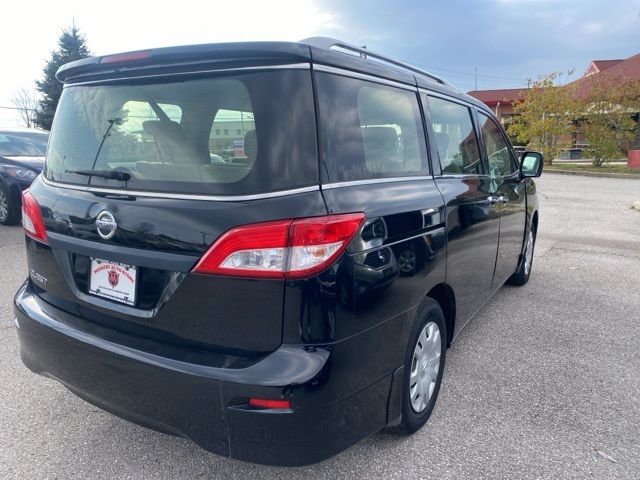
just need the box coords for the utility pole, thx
[474,67,478,90]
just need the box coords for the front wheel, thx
[396,297,447,434]
[507,224,536,286]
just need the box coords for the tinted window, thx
[0,132,48,156]
[316,73,428,182]
[427,95,482,175]
[478,112,516,176]
[209,104,255,164]
[119,101,182,133]
[45,70,317,195]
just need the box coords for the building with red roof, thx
[584,59,624,76]
[570,52,640,98]
[466,88,525,126]
[468,52,640,152]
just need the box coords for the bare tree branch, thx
[11,87,39,129]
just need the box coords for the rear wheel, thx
[0,184,20,226]
[507,223,536,286]
[396,297,447,434]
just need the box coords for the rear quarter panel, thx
[281,180,446,396]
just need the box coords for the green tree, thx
[34,26,90,130]
[579,75,640,166]
[508,72,577,165]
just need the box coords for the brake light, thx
[192,213,365,279]
[21,190,48,244]
[248,398,291,410]
[100,50,151,64]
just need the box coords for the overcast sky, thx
[2,0,639,127]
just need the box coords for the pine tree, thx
[34,26,90,130]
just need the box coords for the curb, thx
[544,169,640,180]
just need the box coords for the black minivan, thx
[14,37,543,466]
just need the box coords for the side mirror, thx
[520,151,544,178]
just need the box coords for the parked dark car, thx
[0,129,48,225]
[14,38,543,466]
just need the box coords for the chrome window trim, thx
[322,176,433,190]
[64,63,311,86]
[435,174,491,180]
[313,64,417,92]
[40,176,320,202]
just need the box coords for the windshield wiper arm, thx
[66,169,131,181]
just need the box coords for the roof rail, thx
[300,36,448,85]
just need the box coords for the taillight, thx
[21,190,48,244]
[192,213,365,279]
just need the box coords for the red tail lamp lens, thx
[192,213,365,279]
[21,190,48,244]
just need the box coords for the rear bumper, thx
[14,283,394,466]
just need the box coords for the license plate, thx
[89,259,137,306]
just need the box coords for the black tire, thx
[0,183,20,226]
[507,222,537,286]
[396,297,447,434]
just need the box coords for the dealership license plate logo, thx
[89,259,137,306]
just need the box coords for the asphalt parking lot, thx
[1,173,639,479]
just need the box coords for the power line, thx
[0,105,37,112]
[416,64,528,83]
[433,71,527,85]
[404,59,530,84]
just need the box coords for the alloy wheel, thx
[0,190,8,222]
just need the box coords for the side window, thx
[478,112,516,176]
[426,95,482,175]
[315,72,428,182]
[357,86,424,176]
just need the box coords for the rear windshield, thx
[45,70,317,196]
[0,132,48,156]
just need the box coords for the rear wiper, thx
[66,169,131,181]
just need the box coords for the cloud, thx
[1,0,639,127]
[583,21,607,34]
[0,0,338,126]
[316,0,640,91]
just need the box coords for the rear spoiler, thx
[56,41,313,83]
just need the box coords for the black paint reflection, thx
[284,180,448,348]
